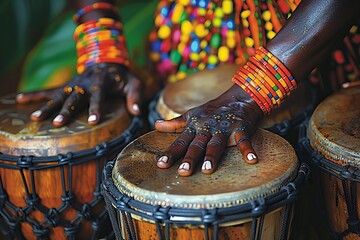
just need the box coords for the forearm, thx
[267,0,360,81]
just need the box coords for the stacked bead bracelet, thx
[73,2,119,23]
[232,46,297,114]
[73,17,130,74]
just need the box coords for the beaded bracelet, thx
[73,2,119,23]
[237,68,273,108]
[73,17,129,74]
[248,56,285,101]
[232,47,297,114]
[246,62,283,109]
[252,53,288,95]
[258,46,297,89]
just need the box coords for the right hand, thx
[16,63,142,127]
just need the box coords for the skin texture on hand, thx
[155,85,263,177]
[16,63,142,127]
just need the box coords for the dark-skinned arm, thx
[16,0,142,127]
[155,0,360,177]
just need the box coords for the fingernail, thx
[53,114,64,123]
[247,153,257,161]
[17,93,24,98]
[342,82,350,88]
[202,161,212,170]
[156,120,164,123]
[88,114,98,122]
[132,104,139,112]
[31,110,42,118]
[179,162,190,171]
[158,156,168,163]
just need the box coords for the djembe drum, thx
[298,86,360,239]
[102,129,309,240]
[0,95,142,239]
[148,64,316,138]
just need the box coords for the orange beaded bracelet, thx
[258,46,297,89]
[232,47,297,114]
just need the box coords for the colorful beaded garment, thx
[149,0,360,89]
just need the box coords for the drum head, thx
[156,64,314,129]
[307,86,360,167]
[157,64,236,120]
[112,129,298,209]
[0,95,132,156]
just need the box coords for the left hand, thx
[154,84,263,177]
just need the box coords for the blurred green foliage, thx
[0,0,66,76]
[0,0,157,92]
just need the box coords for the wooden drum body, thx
[0,95,142,239]
[299,86,360,239]
[102,129,309,240]
[148,64,316,138]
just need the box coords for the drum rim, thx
[111,129,300,209]
[306,86,360,167]
[102,159,309,226]
[299,121,360,182]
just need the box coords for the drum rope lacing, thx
[102,159,310,240]
[0,117,143,239]
[298,123,360,239]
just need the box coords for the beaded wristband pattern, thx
[73,17,130,74]
[73,2,119,23]
[232,46,297,114]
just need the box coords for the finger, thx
[201,133,227,174]
[88,85,104,126]
[235,130,258,164]
[16,88,59,104]
[30,92,67,121]
[178,131,212,177]
[154,114,188,133]
[53,87,87,127]
[157,129,195,169]
[87,70,105,125]
[124,74,142,116]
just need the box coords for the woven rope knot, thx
[17,155,34,167]
[250,198,266,215]
[202,209,218,224]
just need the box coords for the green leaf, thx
[19,12,76,92]
[0,0,66,76]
